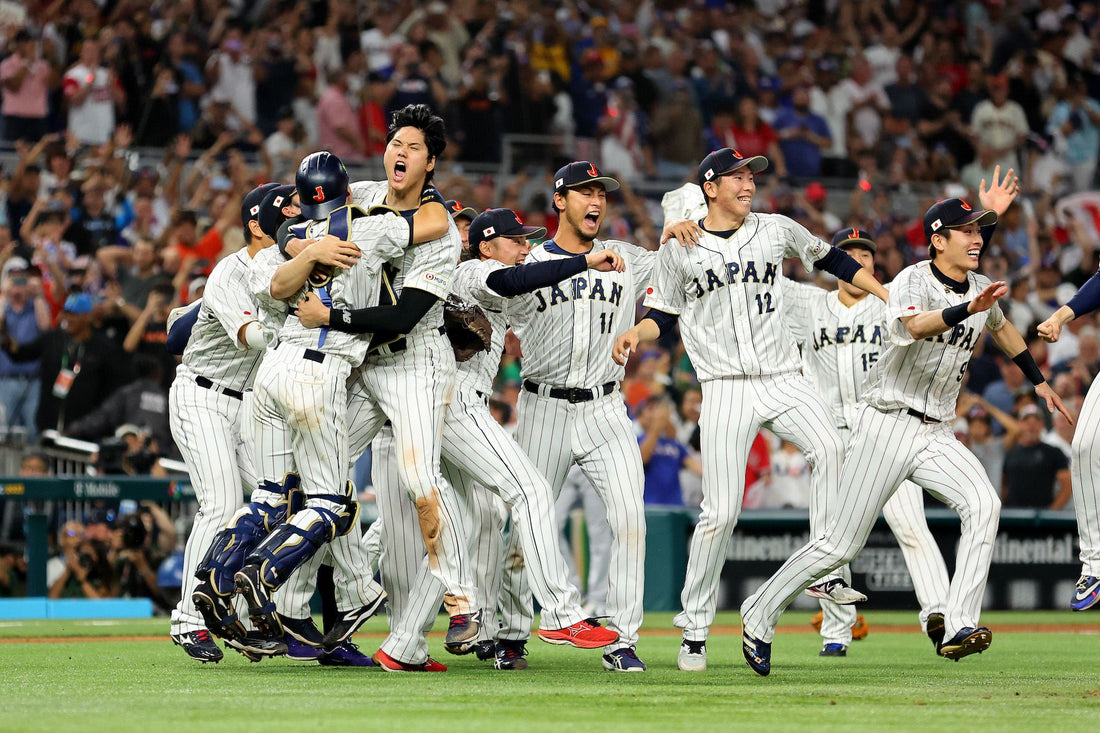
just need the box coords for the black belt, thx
[195,375,244,401]
[906,408,941,424]
[523,380,615,404]
[379,325,446,354]
[273,342,326,363]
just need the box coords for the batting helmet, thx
[296,152,350,220]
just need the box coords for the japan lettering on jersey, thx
[861,262,1006,422]
[643,213,831,380]
[506,239,655,388]
[784,280,889,428]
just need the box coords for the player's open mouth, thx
[967,248,981,259]
[392,161,407,183]
[584,212,599,225]
[738,195,753,204]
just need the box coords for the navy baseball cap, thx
[63,293,94,314]
[445,199,477,221]
[698,148,769,188]
[241,182,279,230]
[468,209,547,250]
[553,161,620,196]
[830,227,876,253]
[258,185,297,238]
[923,198,997,241]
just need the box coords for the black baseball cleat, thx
[224,632,288,662]
[938,626,992,661]
[234,564,282,638]
[280,615,324,648]
[926,613,946,651]
[443,611,481,655]
[494,640,528,670]
[742,632,771,676]
[192,581,246,642]
[473,640,496,661]
[172,629,223,663]
[321,590,388,652]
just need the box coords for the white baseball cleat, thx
[677,639,707,671]
[804,579,867,605]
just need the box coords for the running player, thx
[612,148,887,672]
[739,172,1073,675]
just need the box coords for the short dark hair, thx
[386,104,446,183]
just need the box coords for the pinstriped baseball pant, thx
[1072,379,1100,576]
[676,373,844,642]
[169,377,257,634]
[501,388,645,653]
[742,403,1000,644]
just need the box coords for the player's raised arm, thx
[989,319,1074,425]
[1038,268,1100,343]
[901,280,1008,341]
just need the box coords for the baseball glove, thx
[443,295,492,362]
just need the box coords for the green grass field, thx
[1,611,1098,732]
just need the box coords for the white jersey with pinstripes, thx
[784,280,890,428]
[506,239,655,387]
[450,258,509,394]
[178,248,264,392]
[643,213,833,380]
[350,180,458,337]
[248,246,291,334]
[265,212,411,363]
[862,262,1005,422]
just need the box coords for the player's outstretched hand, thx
[310,234,361,270]
[612,327,640,366]
[661,218,701,248]
[1037,318,1062,343]
[586,248,625,272]
[978,165,1020,216]
[295,292,331,328]
[1036,381,1075,426]
[970,281,1007,313]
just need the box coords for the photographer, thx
[48,536,116,599]
[0,542,27,597]
[112,505,174,613]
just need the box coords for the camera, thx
[119,514,148,550]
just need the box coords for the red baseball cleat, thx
[372,648,448,672]
[538,618,620,649]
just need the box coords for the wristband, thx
[942,302,971,328]
[1012,350,1045,386]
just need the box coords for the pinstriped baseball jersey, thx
[643,213,832,380]
[450,258,509,394]
[862,262,1005,422]
[248,247,291,334]
[255,209,412,364]
[178,248,264,392]
[784,280,890,428]
[506,239,655,387]
[349,179,460,337]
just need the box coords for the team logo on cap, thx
[586,162,599,177]
[249,205,260,216]
[848,229,859,239]
[483,226,496,237]
[451,200,463,211]
[960,200,972,211]
[731,149,744,159]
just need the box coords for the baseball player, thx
[168,183,288,664]
[1037,268,1100,611]
[297,207,627,670]
[785,228,951,656]
[446,200,477,252]
[739,181,1073,675]
[485,161,657,672]
[190,151,410,644]
[291,105,484,662]
[613,148,887,673]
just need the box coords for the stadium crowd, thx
[0,0,1098,604]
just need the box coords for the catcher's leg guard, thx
[195,474,301,595]
[245,505,340,588]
